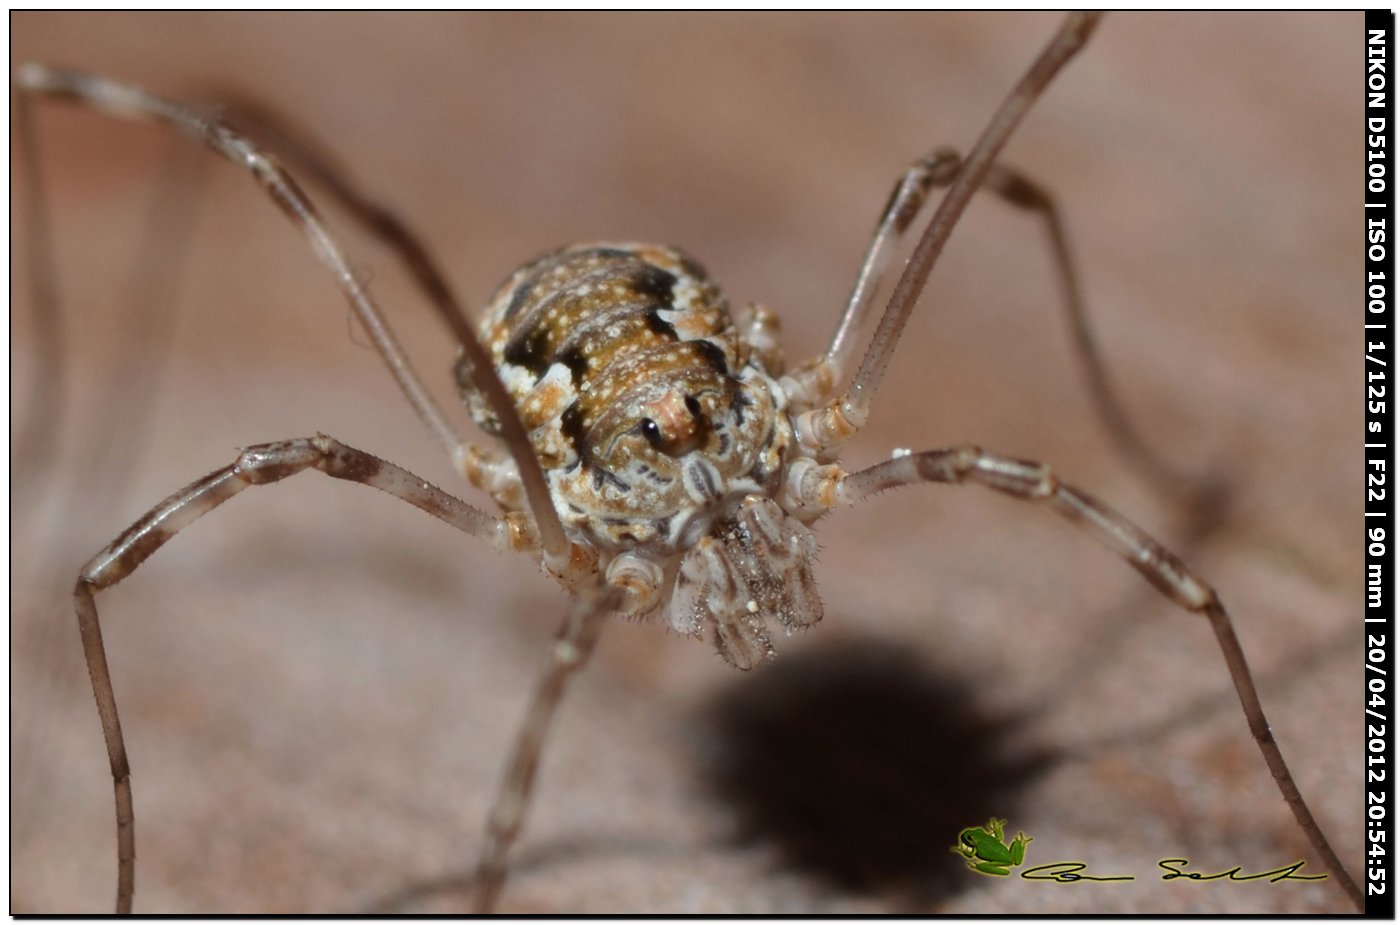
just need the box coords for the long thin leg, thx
[801,142,1191,496]
[808,148,963,394]
[195,97,516,494]
[75,435,518,914]
[795,13,1101,453]
[15,65,575,578]
[832,446,1363,912]
[974,164,1195,495]
[471,584,617,912]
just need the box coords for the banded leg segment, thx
[836,447,1363,912]
[795,13,1102,451]
[794,148,963,404]
[975,165,1190,494]
[195,99,519,497]
[15,65,573,576]
[76,435,513,914]
[801,144,1188,494]
[471,584,618,913]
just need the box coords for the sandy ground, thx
[11,12,1363,914]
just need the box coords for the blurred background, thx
[11,12,1361,913]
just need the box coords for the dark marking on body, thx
[503,321,554,375]
[636,462,672,486]
[686,459,720,501]
[560,402,591,464]
[627,264,678,305]
[556,347,590,385]
[581,245,637,262]
[749,455,767,486]
[645,308,679,341]
[501,246,568,320]
[326,447,383,484]
[683,394,713,449]
[691,339,730,377]
[108,524,173,582]
[759,423,777,458]
[732,388,754,425]
[590,465,631,493]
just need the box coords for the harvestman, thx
[16,14,1362,913]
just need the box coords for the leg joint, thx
[234,438,321,484]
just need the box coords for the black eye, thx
[639,418,663,447]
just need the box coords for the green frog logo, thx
[952,818,1032,877]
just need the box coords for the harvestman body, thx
[16,14,1362,912]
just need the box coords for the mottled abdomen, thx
[460,243,820,667]
[479,244,732,440]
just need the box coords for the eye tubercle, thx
[638,390,707,456]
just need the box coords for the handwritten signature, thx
[1018,859,1327,884]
